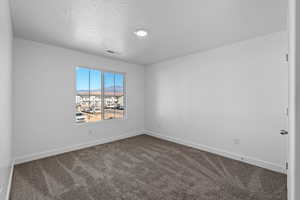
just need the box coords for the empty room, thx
[2,0,300,199]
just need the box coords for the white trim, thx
[144,129,286,174]
[288,0,296,199]
[14,130,143,165]
[5,162,14,200]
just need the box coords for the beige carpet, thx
[10,135,287,200]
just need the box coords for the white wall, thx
[0,0,13,199]
[13,38,144,162]
[145,31,288,172]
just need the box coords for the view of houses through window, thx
[76,67,125,123]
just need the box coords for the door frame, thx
[288,0,296,199]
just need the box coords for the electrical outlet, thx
[233,139,240,145]
[0,184,3,194]
[88,130,93,135]
[157,123,162,129]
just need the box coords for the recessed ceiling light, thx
[134,29,148,37]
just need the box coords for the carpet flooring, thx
[10,135,287,200]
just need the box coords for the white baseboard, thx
[144,129,286,174]
[14,130,143,165]
[5,162,14,200]
[13,129,286,174]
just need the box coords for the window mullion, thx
[88,69,91,121]
[123,74,126,120]
[114,73,116,119]
[101,71,104,120]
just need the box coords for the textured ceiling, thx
[11,0,287,65]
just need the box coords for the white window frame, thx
[75,66,127,124]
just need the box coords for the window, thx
[75,67,126,123]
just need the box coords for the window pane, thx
[89,69,102,122]
[114,73,125,119]
[104,72,115,120]
[76,67,90,123]
[76,67,102,123]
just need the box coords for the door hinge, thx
[286,107,289,116]
[286,162,289,170]
[286,54,289,62]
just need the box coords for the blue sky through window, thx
[76,67,90,91]
[104,72,114,91]
[76,67,124,92]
